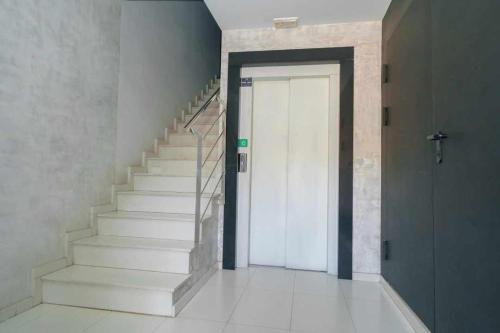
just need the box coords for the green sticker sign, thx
[238,139,248,148]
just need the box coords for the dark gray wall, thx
[115,0,221,183]
[383,0,500,332]
[382,0,435,328]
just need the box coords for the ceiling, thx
[204,0,392,30]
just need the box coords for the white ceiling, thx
[204,0,392,30]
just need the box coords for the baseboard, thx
[381,277,432,333]
[31,258,69,308]
[0,297,33,323]
[352,272,381,282]
[90,204,115,231]
[111,183,133,204]
[172,265,218,316]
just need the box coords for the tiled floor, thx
[0,267,414,333]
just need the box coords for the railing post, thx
[184,87,223,245]
[193,130,203,244]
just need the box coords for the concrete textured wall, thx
[0,0,121,311]
[115,1,221,183]
[220,21,382,275]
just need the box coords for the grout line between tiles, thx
[80,310,112,333]
[150,315,168,333]
[339,280,360,333]
[288,270,297,331]
[220,271,249,333]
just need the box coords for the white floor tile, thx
[230,288,293,330]
[347,298,414,333]
[7,304,106,333]
[291,293,356,333]
[0,305,47,332]
[206,269,255,288]
[154,317,225,333]
[340,279,386,301]
[223,323,289,333]
[84,312,164,333]
[293,271,341,297]
[0,267,414,333]
[179,284,244,322]
[248,267,295,292]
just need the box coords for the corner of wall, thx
[381,277,432,333]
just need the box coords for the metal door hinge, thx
[383,107,390,126]
[383,64,390,84]
[383,240,390,260]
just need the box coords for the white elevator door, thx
[249,77,329,271]
[249,79,290,267]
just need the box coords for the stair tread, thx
[73,235,195,252]
[42,265,190,292]
[133,173,218,180]
[169,133,218,137]
[147,157,216,162]
[117,190,211,198]
[99,211,195,221]
[159,143,214,148]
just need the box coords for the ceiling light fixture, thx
[273,17,299,29]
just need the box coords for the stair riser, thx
[43,280,175,316]
[168,135,218,146]
[73,245,193,274]
[98,217,195,241]
[117,193,211,215]
[184,116,219,125]
[134,175,219,193]
[146,160,219,177]
[158,146,218,160]
[176,125,219,135]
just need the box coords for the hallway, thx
[0,267,412,333]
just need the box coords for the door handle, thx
[427,131,448,164]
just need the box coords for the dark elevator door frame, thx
[223,48,355,279]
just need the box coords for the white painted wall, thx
[115,1,221,183]
[0,0,121,311]
[220,21,382,276]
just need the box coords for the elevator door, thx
[249,77,330,271]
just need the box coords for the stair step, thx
[42,265,190,316]
[184,115,219,125]
[116,190,212,215]
[98,211,195,241]
[133,174,219,193]
[158,145,219,160]
[168,133,218,146]
[146,158,220,177]
[176,124,219,135]
[73,235,195,274]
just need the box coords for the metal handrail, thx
[184,87,220,129]
[201,173,224,222]
[202,128,225,168]
[185,86,225,243]
[201,152,224,195]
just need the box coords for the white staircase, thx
[41,78,222,316]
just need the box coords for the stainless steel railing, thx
[184,81,225,243]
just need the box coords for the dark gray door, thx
[382,0,435,329]
[431,0,500,331]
